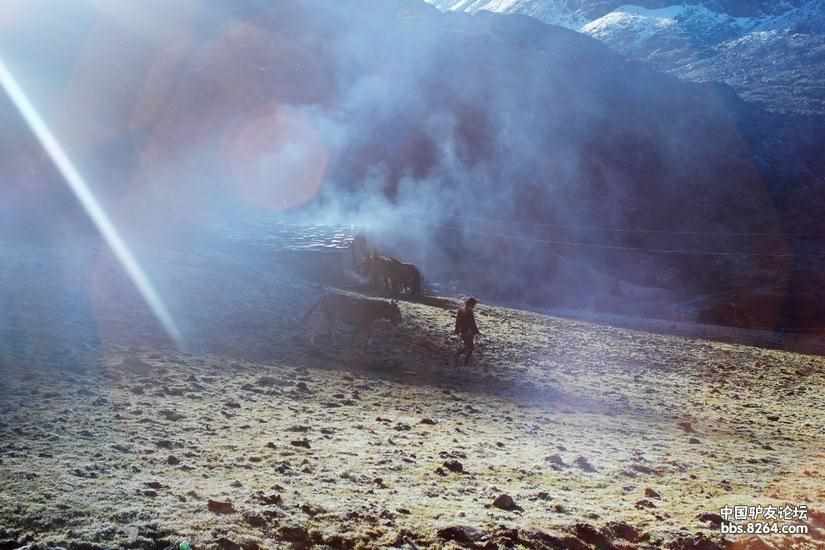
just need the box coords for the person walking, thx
[454,297,480,366]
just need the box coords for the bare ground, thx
[1,291,824,549]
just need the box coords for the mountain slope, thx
[2,0,824,329]
[426,0,825,114]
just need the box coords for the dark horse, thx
[363,253,421,297]
[391,261,421,296]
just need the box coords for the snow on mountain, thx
[426,0,588,29]
[582,4,753,47]
[424,0,825,114]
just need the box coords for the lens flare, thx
[225,102,327,211]
[0,57,183,347]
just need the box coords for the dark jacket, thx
[455,307,479,336]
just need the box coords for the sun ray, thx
[0,57,184,348]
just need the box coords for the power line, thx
[356,221,813,258]
[404,208,823,239]
[435,221,800,257]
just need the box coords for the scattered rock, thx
[392,529,420,548]
[558,536,592,550]
[279,526,310,545]
[286,425,311,433]
[439,450,467,460]
[244,511,267,528]
[491,527,522,547]
[492,494,522,512]
[574,456,597,473]
[419,418,437,425]
[635,499,657,510]
[321,534,356,549]
[644,487,661,499]
[437,525,485,545]
[253,492,283,506]
[213,537,242,550]
[667,533,725,550]
[300,503,327,517]
[290,439,311,449]
[571,523,612,549]
[629,463,655,475]
[166,455,180,466]
[207,499,236,514]
[443,459,464,473]
[159,410,185,422]
[518,530,566,550]
[545,454,566,468]
[606,521,640,542]
[696,512,723,528]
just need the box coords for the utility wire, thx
[431,220,807,258]
[403,208,824,239]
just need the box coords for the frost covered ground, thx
[2,269,824,548]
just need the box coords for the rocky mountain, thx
[1,0,824,329]
[426,0,825,114]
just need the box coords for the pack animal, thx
[388,261,421,296]
[364,254,400,293]
[364,253,422,296]
[302,292,402,347]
